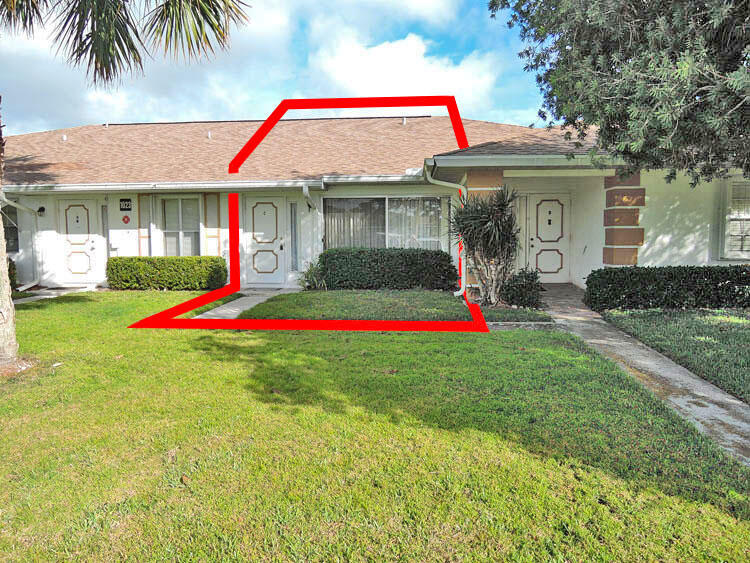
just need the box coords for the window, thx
[324,198,386,249]
[2,204,19,253]
[290,202,299,271]
[323,197,446,251]
[388,197,442,250]
[163,198,199,256]
[724,182,750,258]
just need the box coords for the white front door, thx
[245,196,285,285]
[527,195,570,283]
[59,199,106,284]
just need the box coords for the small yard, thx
[1,292,748,558]
[239,289,551,322]
[604,308,750,404]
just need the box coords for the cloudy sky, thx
[0,0,542,136]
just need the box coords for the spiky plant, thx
[449,188,520,305]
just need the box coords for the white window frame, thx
[162,196,201,257]
[322,195,450,251]
[722,181,750,260]
[1,198,20,255]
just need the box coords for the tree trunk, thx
[0,96,19,367]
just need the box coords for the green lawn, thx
[604,308,750,404]
[239,289,551,322]
[1,292,748,559]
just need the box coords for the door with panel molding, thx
[59,200,106,284]
[527,195,570,283]
[244,196,286,285]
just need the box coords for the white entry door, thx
[528,195,570,283]
[245,197,285,285]
[59,200,106,284]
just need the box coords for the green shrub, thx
[317,248,458,290]
[7,258,17,290]
[500,267,543,308]
[107,257,227,290]
[299,260,326,290]
[584,265,750,311]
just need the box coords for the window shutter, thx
[138,195,151,256]
[203,193,221,256]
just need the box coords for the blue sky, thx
[0,0,543,136]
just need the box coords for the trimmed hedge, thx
[500,267,544,308]
[584,265,750,311]
[317,248,458,290]
[107,257,227,290]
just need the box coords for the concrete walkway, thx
[194,288,299,319]
[543,283,750,466]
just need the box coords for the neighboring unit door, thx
[528,195,570,283]
[245,197,285,285]
[60,200,106,284]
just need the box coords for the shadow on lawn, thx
[191,330,750,520]
[14,294,98,310]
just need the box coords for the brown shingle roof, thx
[436,130,599,157]
[3,117,596,185]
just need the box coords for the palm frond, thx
[53,0,144,84]
[144,0,248,59]
[0,0,48,33]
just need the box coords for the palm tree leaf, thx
[53,0,145,84]
[144,0,248,59]
[1,0,48,33]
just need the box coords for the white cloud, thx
[309,30,502,116]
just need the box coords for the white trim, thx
[3,175,426,194]
[721,180,750,260]
[428,154,621,168]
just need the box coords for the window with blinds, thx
[725,182,750,258]
[323,197,447,251]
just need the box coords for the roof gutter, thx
[430,154,622,168]
[423,161,468,298]
[3,174,426,194]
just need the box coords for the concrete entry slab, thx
[543,283,750,466]
[194,288,299,319]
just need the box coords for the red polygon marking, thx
[130,96,488,332]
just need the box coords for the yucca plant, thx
[0,0,248,368]
[449,188,520,305]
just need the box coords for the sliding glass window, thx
[324,197,446,251]
[324,198,386,249]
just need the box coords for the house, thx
[3,116,748,290]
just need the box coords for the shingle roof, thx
[3,117,596,185]
[435,131,599,157]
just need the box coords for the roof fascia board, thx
[4,174,425,193]
[430,154,622,167]
[3,179,327,193]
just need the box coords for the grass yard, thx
[239,289,551,322]
[1,292,748,559]
[604,308,750,404]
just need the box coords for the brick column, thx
[603,173,645,265]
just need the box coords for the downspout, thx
[0,195,40,291]
[422,163,468,297]
[302,183,318,211]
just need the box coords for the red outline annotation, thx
[129,96,488,332]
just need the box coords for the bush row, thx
[106,257,227,290]
[584,265,750,311]
[315,248,458,290]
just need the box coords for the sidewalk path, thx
[543,283,750,466]
[194,289,299,319]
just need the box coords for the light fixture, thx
[37,206,45,217]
